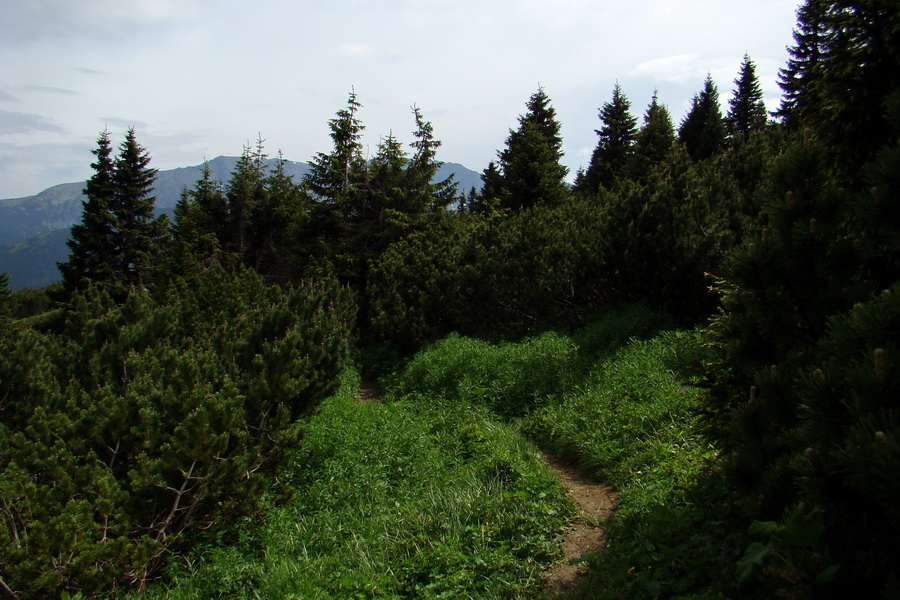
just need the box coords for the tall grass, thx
[135,370,572,599]
[133,306,729,599]
[525,329,712,511]
[388,331,579,417]
[524,327,739,599]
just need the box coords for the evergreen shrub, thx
[0,267,354,598]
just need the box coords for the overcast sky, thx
[0,0,801,200]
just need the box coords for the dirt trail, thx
[542,453,617,599]
[359,379,382,403]
[356,383,616,596]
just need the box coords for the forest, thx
[1,1,899,598]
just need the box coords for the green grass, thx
[133,307,735,600]
[525,329,712,511]
[524,328,740,599]
[135,369,572,599]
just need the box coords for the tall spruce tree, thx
[497,87,569,209]
[473,161,504,213]
[628,91,675,180]
[407,105,457,211]
[111,128,167,292]
[251,153,310,282]
[777,1,899,173]
[59,129,119,296]
[301,90,368,277]
[776,0,829,127]
[304,90,367,214]
[679,74,726,161]
[579,83,638,192]
[172,163,228,252]
[225,138,268,263]
[0,272,11,328]
[726,54,768,138]
[60,129,166,297]
[816,1,900,174]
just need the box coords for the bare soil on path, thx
[542,453,617,599]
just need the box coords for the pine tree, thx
[628,91,675,180]
[679,75,726,161]
[473,161,504,213]
[225,138,268,263]
[775,0,829,127]
[497,87,569,210]
[579,83,638,192]
[59,129,167,298]
[59,129,120,296]
[726,54,768,138]
[407,105,458,211]
[111,128,168,292]
[304,90,367,213]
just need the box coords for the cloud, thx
[0,139,91,198]
[0,110,66,135]
[1,0,205,44]
[628,54,706,83]
[0,90,17,103]
[339,44,376,59]
[14,85,78,96]
[99,117,151,131]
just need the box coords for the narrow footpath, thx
[356,382,617,597]
[541,453,617,599]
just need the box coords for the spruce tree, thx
[225,138,268,263]
[628,91,675,180]
[111,128,168,292]
[497,87,569,209]
[59,129,166,297]
[579,83,638,192]
[59,129,120,296]
[678,74,726,161]
[816,0,900,174]
[301,91,368,277]
[0,272,10,328]
[172,163,228,257]
[304,90,367,213]
[407,105,457,211]
[253,153,310,282]
[473,161,504,213]
[726,54,767,138]
[776,0,829,127]
[776,1,900,173]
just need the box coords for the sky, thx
[0,0,802,200]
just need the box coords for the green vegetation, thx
[3,2,899,597]
[0,268,354,597]
[131,369,572,600]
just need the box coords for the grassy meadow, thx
[130,306,725,599]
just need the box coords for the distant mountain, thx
[0,157,482,290]
[0,229,70,291]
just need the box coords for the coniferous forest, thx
[2,2,899,598]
